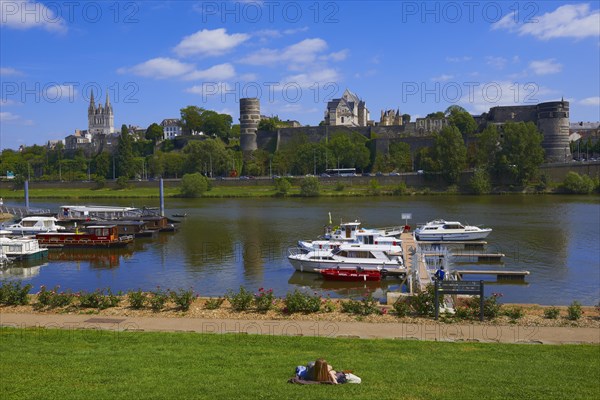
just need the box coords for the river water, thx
[2,195,599,305]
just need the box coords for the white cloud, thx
[282,68,340,88]
[174,28,249,57]
[240,38,330,69]
[486,56,508,70]
[44,84,77,101]
[118,58,195,79]
[0,0,67,33]
[0,111,19,121]
[186,82,232,96]
[320,49,349,62]
[184,63,236,81]
[529,59,563,75]
[0,99,18,106]
[0,67,24,76]
[431,74,455,82]
[580,96,600,106]
[492,3,600,40]
[0,111,33,125]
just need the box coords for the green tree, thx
[448,109,477,136]
[300,176,320,197]
[202,111,233,142]
[145,123,164,144]
[402,114,411,124]
[93,151,111,179]
[117,124,134,178]
[179,173,209,197]
[433,126,467,184]
[561,172,595,194]
[426,111,445,119]
[497,122,544,185]
[470,168,492,194]
[475,125,501,172]
[388,142,412,172]
[182,139,232,177]
[180,106,205,134]
[328,132,370,171]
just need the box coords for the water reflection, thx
[1,196,598,305]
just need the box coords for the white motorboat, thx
[288,242,404,273]
[0,237,48,260]
[2,216,65,235]
[299,220,403,251]
[414,219,492,241]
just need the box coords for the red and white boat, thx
[319,268,382,282]
[36,225,133,248]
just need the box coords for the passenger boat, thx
[58,205,142,221]
[83,220,157,238]
[2,216,65,235]
[288,243,404,273]
[319,268,382,282]
[0,237,48,260]
[414,219,492,241]
[139,216,176,232]
[36,225,134,248]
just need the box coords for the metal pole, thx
[24,180,29,211]
[159,178,165,217]
[479,280,484,322]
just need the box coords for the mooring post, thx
[159,178,165,217]
[24,180,29,211]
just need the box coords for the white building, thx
[324,89,370,127]
[161,119,182,140]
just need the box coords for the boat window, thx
[22,221,35,227]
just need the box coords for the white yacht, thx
[299,220,403,251]
[288,242,404,273]
[414,219,492,241]
[2,216,65,235]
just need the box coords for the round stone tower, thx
[537,100,571,162]
[240,98,260,152]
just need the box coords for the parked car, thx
[320,173,331,178]
[389,172,400,176]
[375,172,383,176]
[417,170,424,175]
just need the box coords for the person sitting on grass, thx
[314,359,339,384]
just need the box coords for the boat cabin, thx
[139,216,175,232]
[59,205,141,221]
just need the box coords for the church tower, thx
[88,89,114,135]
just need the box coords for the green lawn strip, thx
[0,328,597,400]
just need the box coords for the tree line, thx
[1,105,556,188]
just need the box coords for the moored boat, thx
[2,216,65,235]
[319,268,382,282]
[414,219,492,241]
[0,237,48,260]
[36,225,133,248]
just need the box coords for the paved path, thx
[1,312,598,345]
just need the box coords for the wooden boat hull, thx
[319,268,382,282]
[36,234,133,248]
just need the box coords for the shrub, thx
[300,176,320,197]
[36,286,74,309]
[227,286,254,312]
[0,281,32,306]
[322,296,336,312]
[115,175,130,190]
[544,307,560,319]
[368,179,381,195]
[504,306,524,320]
[128,289,147,309]
[455,293,503,320]
[274,177,292,196]
[567,301,583,321]
[561,172,595,194]
[393,298,411,317]
[170,288,195,311]
[149,288,168,312]
[392,182,408,195]
[179,173,209,198]
[254,288,275,313]
[341,293,381,316]
[283,290,321,314]
[334,182,345,192]
[204,297,225,310]
[408,285,438,317]
[93,175,106,190]
[78,289,119,310]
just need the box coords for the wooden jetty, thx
[454,270,530,281]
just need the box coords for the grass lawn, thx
[0,328,598,400]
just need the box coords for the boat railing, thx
[377,225,404,235]
[288,247,305,257]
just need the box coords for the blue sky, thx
[1,0,599,149]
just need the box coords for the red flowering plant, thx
[254,287,276,313]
